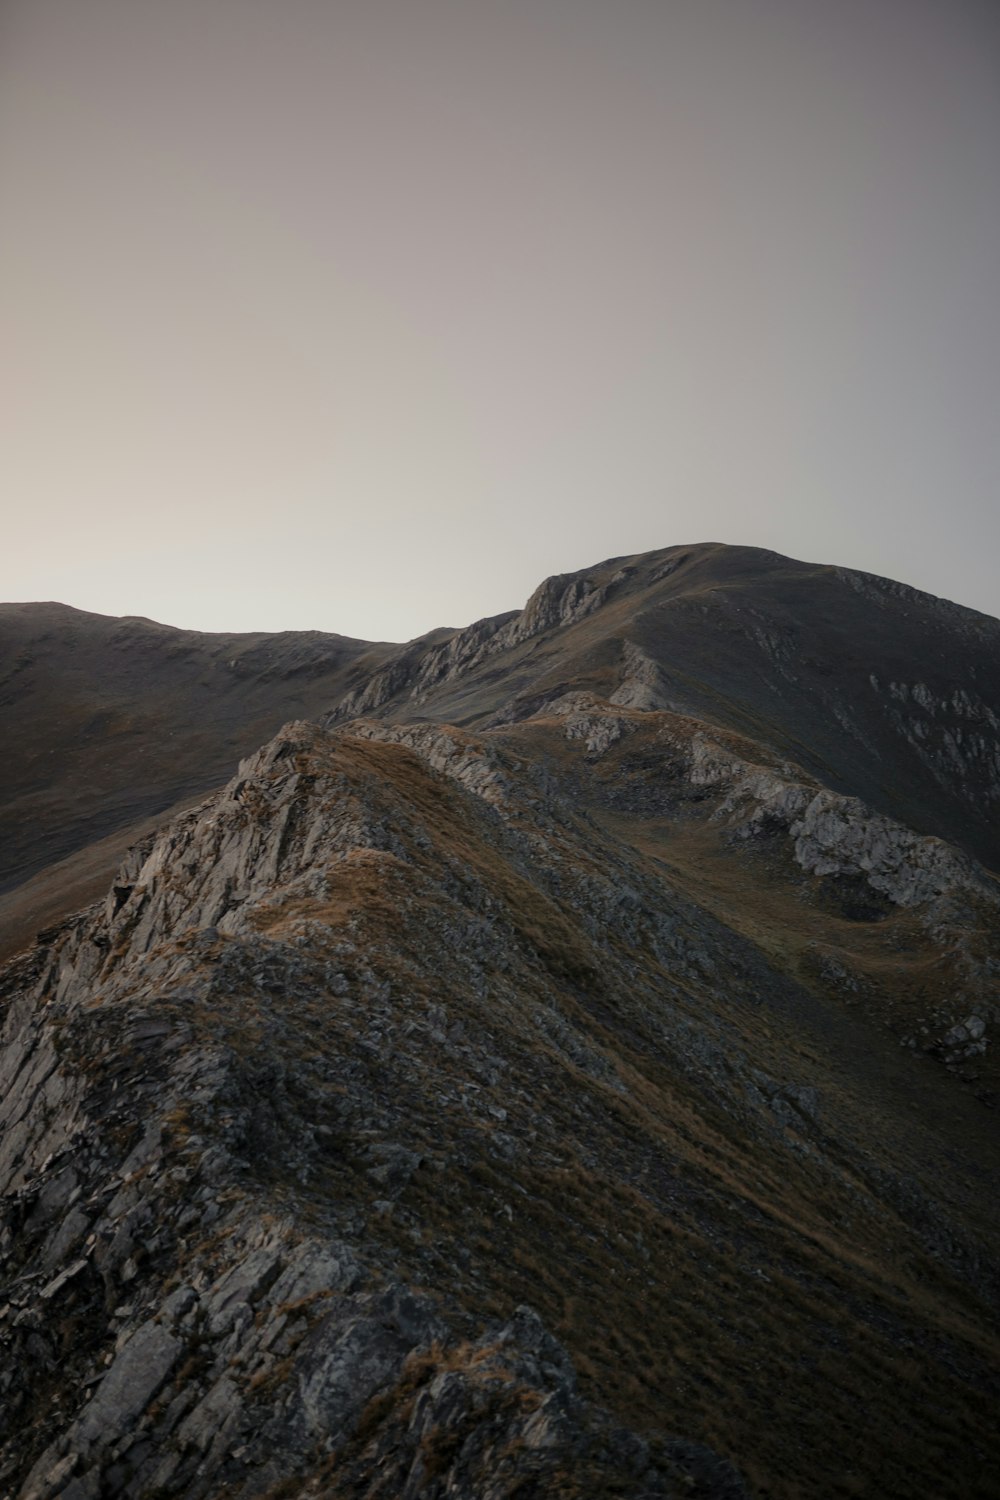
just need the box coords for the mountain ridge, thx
[0,543,998,1498]
[317,543,1000,869]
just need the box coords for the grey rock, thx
[76,1319,181,1445]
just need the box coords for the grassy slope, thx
[4,544,998,952]
[2,550,998,1496]
[344,544,1000,872]
[0,601,398,939]
[184,723,1000,1499]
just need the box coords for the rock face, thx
[1,544,999,1499]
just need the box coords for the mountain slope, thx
[324,544,1000,871]
[4,544,997,959]
[0,546,998,1499]
[0,604,398,955]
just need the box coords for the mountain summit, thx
[1,544,998,1498]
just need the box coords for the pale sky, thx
[2,0,998,640]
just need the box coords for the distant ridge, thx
[2,543,998,961]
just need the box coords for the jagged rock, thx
[1,544,999,1499]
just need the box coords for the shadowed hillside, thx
[0,604,399,954]
[323,544,1000,871]
[0,546,997,1499]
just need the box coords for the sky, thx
[2,0,998,641]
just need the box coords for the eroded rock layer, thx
[1,545,999,1498]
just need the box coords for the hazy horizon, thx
[3,0,999,639]
[5,534,1000,646]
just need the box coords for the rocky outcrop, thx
[329,1307,748,1500]
[1,719,766,1499]
[2,543,1000,1500]
[868,674,1000,811]
[686,730,994,909]
[326,565,634,725]
[609,640,679,712]
[0,604,390,906]
[316,545,1000,874]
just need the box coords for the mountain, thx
[0,544,998,1499]
[0,604,399,959]
[322,543,1000,870]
